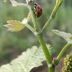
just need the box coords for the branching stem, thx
[28,2,55,72]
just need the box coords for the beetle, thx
[34,3,42,17]
[28,0,42,17]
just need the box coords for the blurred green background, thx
[0,0,72,65]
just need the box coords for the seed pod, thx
[34,3,42,17]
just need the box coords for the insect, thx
[34,3,42,17]
[28,0,42,17]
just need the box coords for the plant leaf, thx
[0,45,53,72]
[0,46,46,72]
[53,30,72,44]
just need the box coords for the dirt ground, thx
[30,61,48,72]
[31,61,63,72]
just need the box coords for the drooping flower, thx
[4,11,32,32]
[4,20,26,32]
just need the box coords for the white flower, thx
[4,20,26,32]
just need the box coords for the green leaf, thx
[0,46,46,72]
[53,30,72,44]
[0,44,53,72]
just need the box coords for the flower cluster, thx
[62,54,72,72]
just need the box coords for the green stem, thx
[37,33,55,72]
[24,23,35,33]
[29,6,37,31]
[28,6,40,31]
[42,0,63,32]
[48,65,55,72]
[37,33,52,64]
[57,43,71,62]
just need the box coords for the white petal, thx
[21,18,28,25]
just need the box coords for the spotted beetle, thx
[28,0,42,17]
[34,3,42,17]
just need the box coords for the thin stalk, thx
[28,6,40,31]
[24,23,35,33]
[29,6,37,30]
[10,0,28,7]
[21,12,35,33]
[57,43,71,62]
[42,0,63,32]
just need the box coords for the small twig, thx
[10,0,28,7]
[21,12,35,33]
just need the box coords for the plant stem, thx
[42,0,63,32]
[48,65,55,72]
[37,33,52,64]
[57,43,71,62]
[29,7,37,31]
[37,33,55,72]
[28,6,40,31]
[28,2,54,72]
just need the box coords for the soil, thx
[30,61,48,72]
[31,61,63,72]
